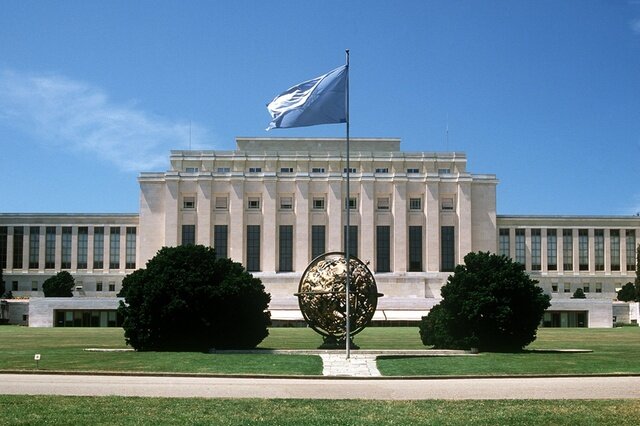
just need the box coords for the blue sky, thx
[1,0,639,216]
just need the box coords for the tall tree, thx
[42,271,75,297]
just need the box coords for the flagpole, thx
[345,49,351,359]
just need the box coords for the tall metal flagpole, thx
[345,49,351,359]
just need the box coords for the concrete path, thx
[320,354,381,377]
[2,374,640,400]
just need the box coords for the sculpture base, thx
[318,335,360,350]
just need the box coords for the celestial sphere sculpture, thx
[296,252,382,349]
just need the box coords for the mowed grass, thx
[1,326,640,376]
[377,327,640,376]
[1,395,639,425]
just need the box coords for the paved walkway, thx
[3,374,640,400]
[320,354,381,377]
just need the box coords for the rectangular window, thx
[626,230,636,271]
[247,197,261,210]
[610,230,620,271]
[279,225,293,272]
[109,227,120,269]
[214,225,228,259]
[409,198,422,210]
[408,226,423,272]
[248,167,262,173]
[343,225,358,258]
[93,227,104,269]
[375,167,389,173]
[438,168,451,174]
[547,229,557,271]
[531,229,541,271]
[441,226,455,272]
[108,282,116,292]
[216,167,230,173]
[44,226,56,269]
[344,197,357,210]
[12,226,24,269]
[96,282,103,292]
[280,167,294,173]
[215,196,228,210]
[594,229,604,271]
[29,226,40,269]
[311,225,325,259]
[246,225,261,272]
[515,229,526,265]
[583,283,590,293]
[441,197,454,211]
[407,168,419,174]
[552,283,558,293]
[312,197,325,210]
[376,226,391,273]
[564,283,571,293]
[126,227,136,269]
[183,196,196,209]
[185,167,199,173]
[343,167,357,173]
[377,197,390,211]
[596,282,602,293]
[0,226,7,269]
[311,167,325,173]
[579,229,589,271]
[181,225,195,246]
[61,227,72,269]
[31,281,38,291]
[279,196,293,210]
[499,228,510,257]
[77,227,88,269]
[563,229,573,271]
[12,281,18,291]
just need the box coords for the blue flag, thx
[266,65,347,130]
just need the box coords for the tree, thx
[572,288,586,299]
[419,252,551,352]
[617,282,637,302]
[0,266,4,298]
[42,271,75,297]
[635,244,640,301]
[118,245,271,351]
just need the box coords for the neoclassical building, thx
[1,138,638,327]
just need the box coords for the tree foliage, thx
[42,271,75,297]
[572,288,586,299]
[617,282,638,302]
[420,252,551,352]
[118,245,271,351]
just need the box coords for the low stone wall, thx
[28,297,123,327]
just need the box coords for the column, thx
[196,179,212,246]
[392,180,407,273]
[327,179,342,252]
[228,180,244,264]
[457,180,472,263]
[295,179,310,271]
[425,179,439,272]
[262,179,277,272]
[360,180,375,265]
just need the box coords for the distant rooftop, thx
[235,137,401,153]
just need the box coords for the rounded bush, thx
[118,245,271,351]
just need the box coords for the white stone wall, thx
[28,297,122,327]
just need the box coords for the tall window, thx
[29,226,40,269]
[77,227,88,269]
[409,198,422,211]
[46,226,57,269]
[311,225,325,259]
[376,226,391,273]
[12,226,24,269]
[60,227,72,269]
[214,225,228,259]
[515,229,525,265]
[125,227,136,269]
[610,230,620,271]
[93,227,104,269]
[0,226,7,269]
[627,230,636,271]
[109,227,120,269]
[579,229,589,271]
[547,229,557,271]
[279,225,293,272]
[441,226,455,272]
[531,229,541,271]
[594,229,604,271]
[246,225,261,272]
[563,229,573,271]
[498,228,510,257]
[181,225,195,246]
[408,226,423,272]
[343,226,358,258]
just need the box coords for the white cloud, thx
[0,70,211,171]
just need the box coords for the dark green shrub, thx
[572,288,586,299]
[42,271,75,297]
[419,252,550,352]
[617,282,638,302]
[118,245,271,351]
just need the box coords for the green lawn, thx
[1,326,639,376]
[1,396,639,425]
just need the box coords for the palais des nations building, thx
[1,137,639,327]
